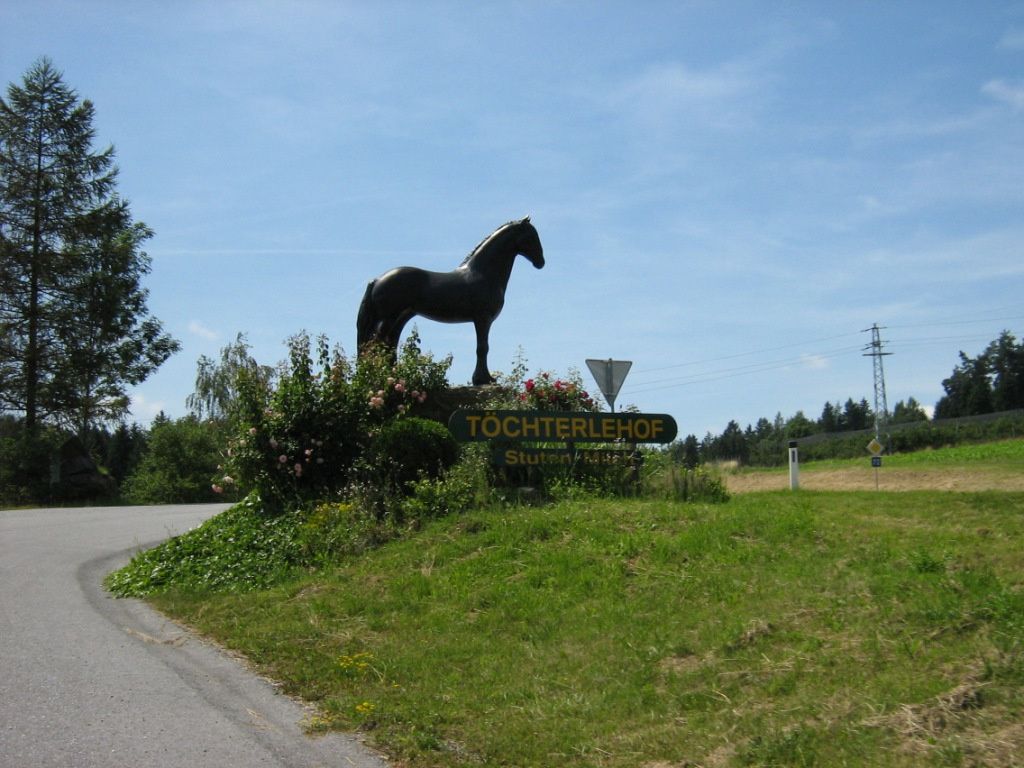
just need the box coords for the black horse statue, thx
[357,217,544,385]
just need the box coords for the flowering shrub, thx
[221,331,451,515]
[517,370,599,412]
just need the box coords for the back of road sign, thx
[586,359,632,412]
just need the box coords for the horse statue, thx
[357,216,544,385]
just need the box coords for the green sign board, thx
[448,410,678,444]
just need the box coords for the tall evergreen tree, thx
[935,351,994,418]
[891,397,929,424]
[0,57,178,436]
[840,397,873,431]
[986,331,1024,412]
[819,401,841,432]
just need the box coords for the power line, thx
[626,322,1021,394]
[889,313,1024,330]
[633,332,862,375]
[626,345,864,394]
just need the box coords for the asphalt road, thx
[0,504,388,768]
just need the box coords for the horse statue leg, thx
[472,317,494,386]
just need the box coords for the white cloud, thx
[607,60,763,132]
[800,354,830,370]
[128,392,166,422]
[188,320,218,340]
[998,29,1024,50]
[982,79,1024,111]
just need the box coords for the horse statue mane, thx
[357,217,544,385]
[457,216,530,269]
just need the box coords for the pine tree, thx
[0,57,179,437]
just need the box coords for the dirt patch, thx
[725,467,1024,493]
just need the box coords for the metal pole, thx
[605,358,615,412]
[788,440,799,490]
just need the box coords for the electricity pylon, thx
[862,324,891,445]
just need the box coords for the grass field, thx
[146,447,1024,766]
[725,439,1024,493]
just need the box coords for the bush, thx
[364,417,461,492]
[224,331,451,515]
[0,426,63,506]
[653,465,730,503]
[121,415,224,504]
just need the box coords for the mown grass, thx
[148,490,1024,767]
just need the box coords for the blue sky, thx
[3,1,1023,440]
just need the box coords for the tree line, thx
[671,329,1024,468]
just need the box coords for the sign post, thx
[866,437,884,490]
[585,359,632,412]
[788,440,799,490]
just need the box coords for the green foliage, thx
[0,57,178,437]
[105,500,307,595]
[936,331,1024,418]
[891,396,929,424]
[295,501,404,567]
[223,330,451,515]
[97,421,147,485]
[643,457,730,502]
[363,417,460,492]
[0,422,63,506]
[187,332,273,423]
[515,370,599,411]
[121,414,224,504]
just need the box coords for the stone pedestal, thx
[411,385,513,427]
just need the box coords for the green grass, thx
[886,438,1024,464]
[147,489,1024,767]
[806,437,1024,469]
[731,437,1024,488]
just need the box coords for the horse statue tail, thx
[356,279,377,350]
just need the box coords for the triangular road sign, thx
[586,359,632,412]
